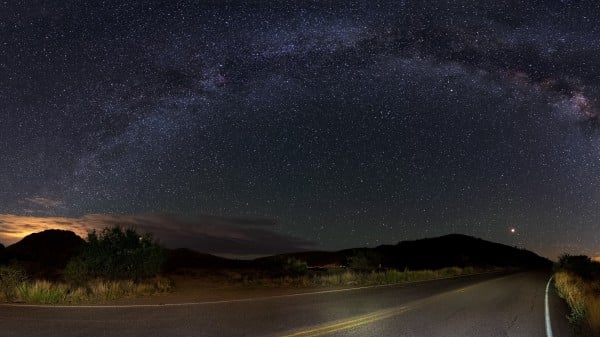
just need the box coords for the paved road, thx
[0,272,575,337]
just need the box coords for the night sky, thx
[1,0,599,259]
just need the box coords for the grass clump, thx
[554,271,600,332]
[0,264,28,302]
[554,255,600,334]
[17,281,67,304]
[79,276,172,303]
[83,276,173,302]
[5,276,174,304]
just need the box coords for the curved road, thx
[0,272,574,337]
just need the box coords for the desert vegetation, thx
[221,251,490,289]
[0,226,172,304]
[0,273,172,304]
[554,254,600,334]
[0,229,532,305]
[64,226,165,283]
[255,266,483,288]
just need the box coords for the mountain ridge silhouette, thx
[0,231,551,277]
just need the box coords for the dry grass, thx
[0,276,174,304]
[1,266,493,305]
[16,280,67,304]
[237,266,488,288]
[554,271,600,333]
[314,266,479,287]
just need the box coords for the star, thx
[1,0,599,259]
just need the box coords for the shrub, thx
[68,226,165,281]
[0,264,27,302]
[347,251,382,272]
[63,258,89,286]
[283,258,308,277]
[556,255,594,278]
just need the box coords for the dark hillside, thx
[163,248,251,272]
[259,234,551,270]
[1,231,551,277]
[380,234,551,269]
[2,230,85,278]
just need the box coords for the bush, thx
[283,258,308,276]
[0,264,27,302]
[63,258,89,286]
[347,251,382,272]
[67,226,165,281]
[555,254,600,279]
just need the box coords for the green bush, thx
[0,264,27,302]
[67,226,165,281]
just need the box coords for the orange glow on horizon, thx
[0,214,102,245]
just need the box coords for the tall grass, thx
[17,281,67,304]
[83,277,172,301]
[1,266,490,304]
[0,265,27,302]
[0,276,173,304]
[554,271,600,333]
[315,266,478,287]
[240,266,488,288]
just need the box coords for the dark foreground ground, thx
[0,271,574,337]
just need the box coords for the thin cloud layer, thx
[23,197,64,208]
[0,213,313,256]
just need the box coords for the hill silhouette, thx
[0,231,551,277]
[163,248,251,272]
[256,234,551,270]
[0,229,85,278]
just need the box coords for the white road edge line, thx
[545,275,554,337]
[0,270,507,309]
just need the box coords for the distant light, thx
[510,228,516,233]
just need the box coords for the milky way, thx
[2,1,600,258]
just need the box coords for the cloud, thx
[0,213,313,256]
[23,197,64,208]
[0,214,92,243]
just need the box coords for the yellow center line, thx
[279,306,409,337]
[280,281,479,337]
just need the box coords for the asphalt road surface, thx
[0,272,575,337]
